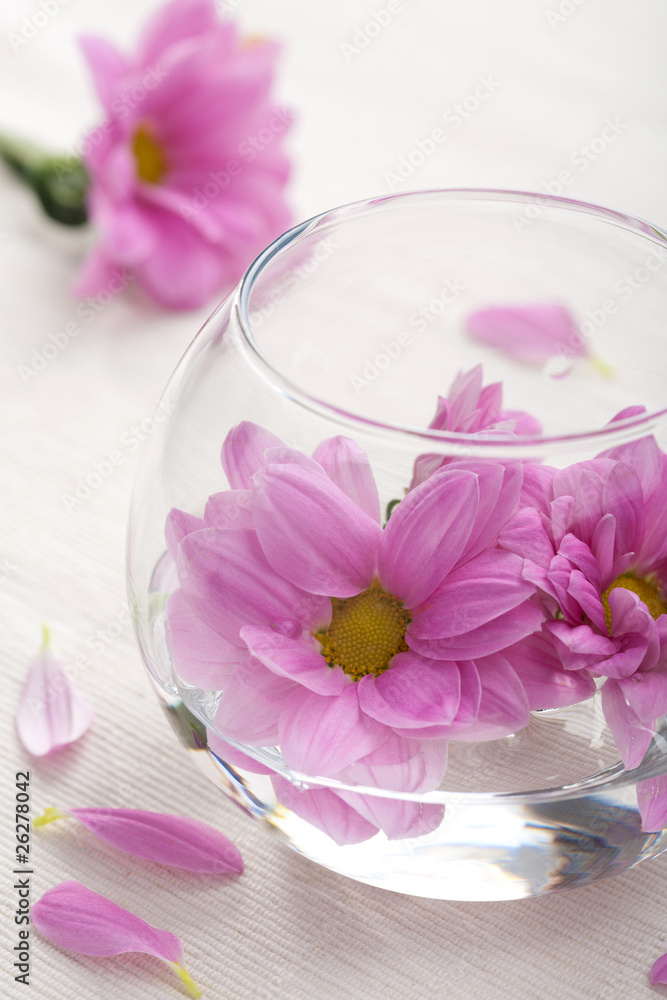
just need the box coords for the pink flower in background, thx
[166,423,542,804]
[75,0,291,309]
[466,303,586,367]
[15,627,94,757]
[33,881,200,996]
[499,430,667,768]
[410,365,541,490]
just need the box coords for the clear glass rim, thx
[236,187,667,449]
[204,723,667,806]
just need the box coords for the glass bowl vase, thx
[127,189,667,901]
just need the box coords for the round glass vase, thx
[127,189,667,901]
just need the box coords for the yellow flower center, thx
[601,573,667,632]
[316,579,411,681]
[132,125,167,184]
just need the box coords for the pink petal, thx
[341,733,448,793]
[637,773,667,833]
[651,951,667,986]
[466,303,585,365]
[240,625,345,695]
[503,408,543,436]
[32,881,199,995]
[165,508,204,560]
[78,36,130,108]
[416,600,544,660]
[72,247,119,300]
[177,526,330,639]
[337,788,445,841]
[378,468,480,608]
[520,463,557,512]
[203,490,253,531]
[166,589,242,688]
[15,632,94,757]
[499,506,555,567]
[59,808,242,873]
[637,455,667,573]
[618,668,667,724]
[601,460,645,561]
[566,569,607,635]
[270,776,378,846]
[393,660,481,739]
[278,686,389,776]
[220,421,285,490]
[410,549,537,641]
[214,658,296,745]
[357,653,461,728]
[546,619,617,672]
[443,366,484,428]
[137,0,226,66]
[505,631,596,709]
[601,679,654,769]
[252,463,382,598]
[133,206,228,309]
[453,653,531,741]
[311,436,381,523]
[453,461,524,564]
[600,421,664,499]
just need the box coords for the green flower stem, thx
[0,133,89,226]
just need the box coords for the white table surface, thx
[2,2,667,998]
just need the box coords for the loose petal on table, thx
[32,880,200,996]
[15,626,94,757]
[33,806,243,873]
[650,951,667,986]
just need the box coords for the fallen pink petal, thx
[15,626,94,757]
[651,951,667,986]
[33,806,243,873]
[466,303,586,366]
[32,880,200,997]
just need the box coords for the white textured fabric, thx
[2,2,667,998]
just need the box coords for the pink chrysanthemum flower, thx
[166,423,542,800]
[410,366,541,490]
[499,425,667,768]
[75,0,291,308]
